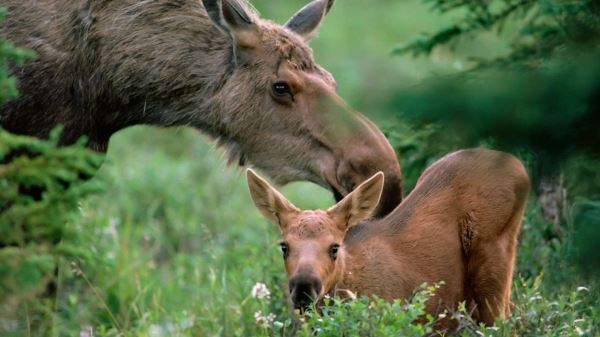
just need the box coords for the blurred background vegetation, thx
[1,0,599,336]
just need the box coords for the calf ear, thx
[201,0,259,63]
[247,169,300,229]
[285,0,335,41]
[327,172,384,231]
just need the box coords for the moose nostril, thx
[289,276,322,309]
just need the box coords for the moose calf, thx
[247,148,530,328]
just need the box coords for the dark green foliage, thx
[0,128,106,334]
[393,0,600,67]
[0,128,105,246]
[388,0,600,170]
[388,53,600,165]
[571,200,600,278]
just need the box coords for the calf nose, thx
[289,274,322,311]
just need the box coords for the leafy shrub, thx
[457,276,596,337]
[296,284,438,337]
[0,128,105,335]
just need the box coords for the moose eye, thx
[272,82,293,100]
[329,244,340,261]
[279,242,290,259]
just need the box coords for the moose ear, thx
[285,0,335,41]
[327,172,384,231]
[247,169,300,228]
[202,0,259,61]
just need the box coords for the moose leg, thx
[468,241,513,324]
[467,209,523,325]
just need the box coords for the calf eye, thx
[279,242,290,259]
[272,82,293,101]
[329,244,340,261]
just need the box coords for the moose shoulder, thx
[247,148,530,328]
[0,0,402,217]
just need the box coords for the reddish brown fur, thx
[0,0,402,216]
[248,148,530,328]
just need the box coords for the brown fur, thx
[248,148,531,328]
[0,0,402,216]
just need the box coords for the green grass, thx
[45,125,331,334]
[59,126,332,336]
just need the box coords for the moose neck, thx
[86,15,240,151]
[1,0,246,152]
[333,218,414,301]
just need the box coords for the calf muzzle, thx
[289,274,322,311]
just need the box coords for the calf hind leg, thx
[468,241,514,324]
[467,212,523,325]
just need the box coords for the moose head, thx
[246,168,383,310]
[201,0,401,216]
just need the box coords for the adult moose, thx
[0,0,402,216]
[247,148,530,328]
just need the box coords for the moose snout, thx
[289,274,322,311]
[335,157,402,218]
[330,115,403,218]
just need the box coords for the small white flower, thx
[254,311,276,327]
[79,326,93,337]
[577,286,589,292]
[254,310,264,322]
[251,282,271,299]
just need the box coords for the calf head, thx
[203,0,401,216]
[247,169,384,311]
